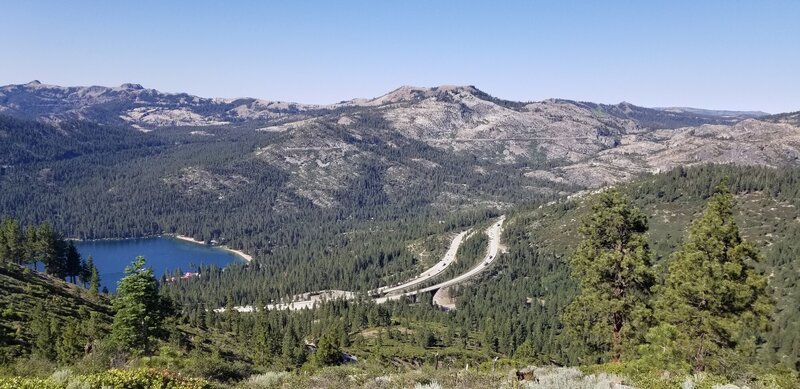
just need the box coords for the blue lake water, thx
[74,237,244,292]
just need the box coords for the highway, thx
[374,230,471,295]
[374,216,505,304]
[217,216,505,312]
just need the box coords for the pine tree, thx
[419,329,436,349]
[515,338,537,361]
[0,218,7,263]
[0,324,8,361]
[167,319,183,348]
[312,330,341,366]
[79,257,89,287]
[110,256,166,355]
[24,226,38,271]
[252,309,269,365]
[56,319,82,364]
[83,311,102,346]
[635,323,691,374]
[195,307,207,331]
[37,223,64,277]
[563,190,655,363]
[204,305,216,330]
[281,327,306,367]
[89,259,101,296]
[223,294,236,333]
[30,303,54,359]
[0,218,22,264]
[654,182,773,375]
[64,241,81,283]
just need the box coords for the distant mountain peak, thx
[345,85,490,107]
[655,106,770,118]
[386,84,482,98]
[26,80,42,86]
[119,83,144,90]
[432,84,481,93]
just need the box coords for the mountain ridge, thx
[0,81,323,130]
[2,80,799,195]
[0,81,774,130]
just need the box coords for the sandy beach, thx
[173,234,253,262]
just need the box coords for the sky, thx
[1,1,798,113]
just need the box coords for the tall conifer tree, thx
[655,182,772,374]
[65,241,81,283]
[111,256,166,355]
[563,190,655,362]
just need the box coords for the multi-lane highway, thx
[374,216,505,304]
[218,216,505,312]
[374,230,471,295]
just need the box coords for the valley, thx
[3,2,799,387]
[1,82,799,388]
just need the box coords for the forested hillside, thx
[2,82,800,388]
[0,260,111,365]
[467,165,800,371]
[0,113,567,300]
[3,166,800,388]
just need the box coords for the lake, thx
[74,237,245,292]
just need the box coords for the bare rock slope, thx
[1,81,795,193]
[0,81,320,130]
[277,85,793,187]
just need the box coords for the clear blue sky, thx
[2,1,798,112]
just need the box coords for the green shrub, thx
[0,376,60,389]
[182,352,252,383]
[523,366,627,389]
[49,370,72,386]
[618,362,800,389]
[0,368,212,389]
[585,363,734,389]
[239,372,290,388]
[752,364,800,389]
[0,355,59,378]
[477,358,519,371]
[81,368,210,389]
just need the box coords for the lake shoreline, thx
[172,234,253,262]
[71,234,254,262]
